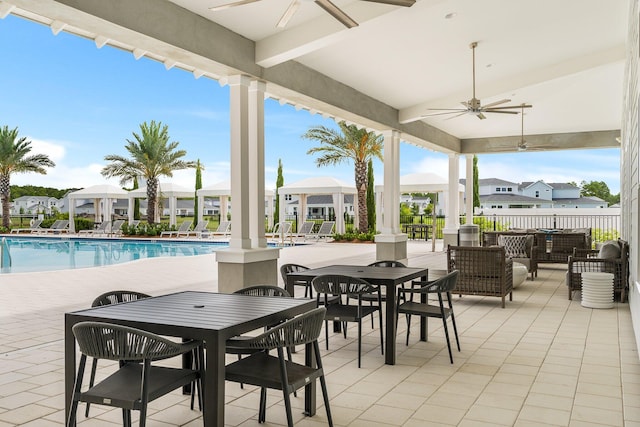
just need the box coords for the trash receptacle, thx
[458,225,479,246]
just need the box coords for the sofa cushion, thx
[598,240,621,259]
[498,235,529,258]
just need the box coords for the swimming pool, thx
[0,236,230,274]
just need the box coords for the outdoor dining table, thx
[64,291,316,427]
[285,264,429,365]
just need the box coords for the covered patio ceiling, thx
[2,0,625,154]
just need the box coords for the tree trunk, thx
[355,160,368,232]
[147,177,158,224]
[0,175,10,229]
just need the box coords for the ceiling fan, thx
[423,42,532,120]
[517,104,530,151]
[516,104,554,152]
[209,0,416,29]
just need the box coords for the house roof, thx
[480,194,545,203]
[461,178,518,187]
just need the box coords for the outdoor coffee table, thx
[286,264,429,365]
[65,291,316,427]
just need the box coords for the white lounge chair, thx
[308,221,335,240]
[78,221,111,236]
[294,221,316,241]
[268,221,293,243]
[160,220,192,238]
[38,220,70,234]
[110,219,125,236]
[184,220,209,238]
[10,219,43,234]
[203,221,231,239]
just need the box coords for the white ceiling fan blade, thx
[445,111,471,120]
[487,104,532,110]
[360,0,416,6]
[277,0,300,28]
[484,110,519,114]
[421,110,467,117]
[209,0,261,11]
[482,99,511,109]
[315,0,358,28]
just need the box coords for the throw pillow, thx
[598,240,621,259]
[498,235,528,258]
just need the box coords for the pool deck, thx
[1,240,639,426]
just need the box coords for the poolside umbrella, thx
[68,185,130,233]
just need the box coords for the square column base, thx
[442,229,458,250]
[374,234,408,265]
[216,248,280,293]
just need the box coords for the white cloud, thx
[28,138,67,163]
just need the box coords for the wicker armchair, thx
[566,239,629,302]
[547,233,590,263]
[447,245,513,308]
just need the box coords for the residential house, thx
[461,178,608,209]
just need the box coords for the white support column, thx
[375,190,383,232]
[382,130,400,235]
[227,75,252,249]
[300,194,307,224]
[249,80,267,248]
[220,196,228,223]
[443,153,461,247]
[265,194,274,230]
[169,196,177,226]
[333,192,345,234]
[68,199,76,233]
[128,197,134,225]
[465,154,474,222]
[94,198,100,223]
[216,75,279,293]
[374,130,407,263]
[197,195,204,225]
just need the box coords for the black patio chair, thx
[280,263,313,297]
[396,270,460,363]
[312,274,383,368]
[67,321,204,427]
[225,307,333,427]
[359,260,407,327]
[85,290,151,417]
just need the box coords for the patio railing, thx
[400,212,621,244]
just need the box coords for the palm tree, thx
[303,121,383,232]
[102,121,196,224]
[0,126,55,229]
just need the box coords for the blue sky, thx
[0,15,621,194]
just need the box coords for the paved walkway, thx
[0,240,638,426]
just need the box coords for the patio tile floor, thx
[0,240,637,426]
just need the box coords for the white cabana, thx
[68,184,130,233]
[278,176,357,234]
[374,172,465,233]
[128,182,193,226]
[196,180,275,228]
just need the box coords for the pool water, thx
[0,237,229,274]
